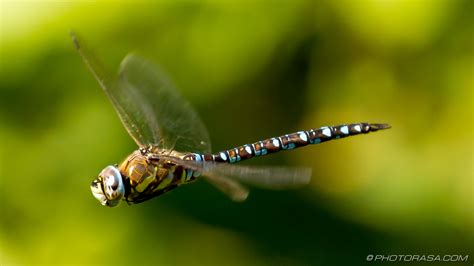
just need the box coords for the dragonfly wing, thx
[201,165,311,201]
[160,155,311,191]
[72,33,211,152]
[201,174,249,202]
[72,33,155,146]
[207,164,312,189]
[119,55,211,153]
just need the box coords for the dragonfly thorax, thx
[116,150,196,204]
[119,150,157,188]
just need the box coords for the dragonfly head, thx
[90,165,125,207]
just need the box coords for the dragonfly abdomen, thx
[186,123,390,164]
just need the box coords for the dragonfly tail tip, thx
[370,123,391,131]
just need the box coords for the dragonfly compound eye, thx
[93,165,125,207]
[90,179,107,206]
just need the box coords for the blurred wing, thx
[72,33,211,152]
[204,164,312,189]
[201,174,249,202]
[159,155,311,200]
[119,55,211,153]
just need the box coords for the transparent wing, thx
[207,164,311,189]
[158,155,311,200]
[72,33,151,146]
[72,33,211,153]
[202,174,249,202]
[119,55,211,152]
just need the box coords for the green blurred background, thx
[1,0,472,265]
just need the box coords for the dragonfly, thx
[71,33,391,207]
